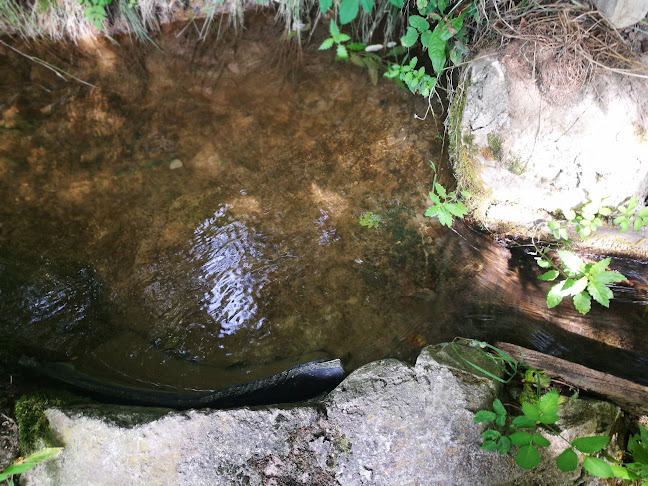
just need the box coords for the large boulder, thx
[21,344,623,485]
[449,44,648,258]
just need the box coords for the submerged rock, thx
[21,344,623,485]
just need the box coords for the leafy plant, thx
[0,448,63,484]
[425,161,470,227]
[359,211,382,228]
[534,249,626,315]
[613,196,648,233]
[318,20,354,60]
[78,0,112,29]
[384,57,436,96]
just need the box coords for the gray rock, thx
[591,0,648,29]
[22,344,624,485]
[451,49,648,258]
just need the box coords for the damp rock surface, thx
[22,344,622,485]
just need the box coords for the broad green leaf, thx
[546,282,565,308]
[547,221,560,230]
[318,38,334,50]
[509,431,531,446]
[516,445,541,469]
[609,464,639,480]
[437,209,453,227]
[347,42,366,51]
[563,277,588,296]
[359,0,373,13]
[556,448,578,472]
[420,29,433,48]
[539,270,558,281]
[495,413,506,427]
[595,270,626,284]
[437,0,448,12]
[587,279,612,307]
[481,440,497,451]
[387,0,404,8]
[639,207,648,217]
[599,206,612,216]
[474,398,503,415]
[401,27,419,47]
[425,206,438,217]
[535,257,551,268]
[492,398,506,417]
[336,44,348,59]
[582,457,614,478]
[497,436,511,455]
[339,0,359,25]
[446,202,467,218]
[427,27,447,74]
[532,433,551,447]
[559,228,569,240]
[348,53,365,67]
[573,291,591,315]
[434,182,447,198]
[512,415,536,428]
[319,0,332,13]
[408,14,429,31]
[564,208,577,220]
[628,196,638,210]
[635,217,644,232]
[537,390,559,418]
[557,250,585,275]
[572,436,610,454]
[482,430,501,440]
[416,0,428,13]
[589,257,611,275]
[619,219,630,232]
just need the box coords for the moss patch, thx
[15,392,92,454]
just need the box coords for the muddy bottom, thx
[1,13,647,393]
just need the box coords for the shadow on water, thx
[1,12,647,395]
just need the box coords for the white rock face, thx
[453,48,648,254]
[22,344,622,486]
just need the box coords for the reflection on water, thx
[191,206,267,337]
[0,14,647,392]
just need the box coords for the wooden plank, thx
[495,342,648,416]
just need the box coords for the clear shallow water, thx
[1,14,647,393]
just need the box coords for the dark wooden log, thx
[495,342,648,417]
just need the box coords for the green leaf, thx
[318,38,334,50]
[557,250,585,275]
[546,282,565,308]
[347,42,366,51]
[635,217,644,232]
[425,206,438,217]
[639,207,648,217]
[437,209,453,227]
[595,270,626,284]
[420,29,433,49]
[474,410,496,423]
[359,0,373,13]
[497,436,511,455]
[532,433,551,447]
[401,27,419,47]
[583,457,614,478]
[319,0,332,13]
[589,257,611,275]
[556,448,578,472]
[387,0,404,7]
[339,0,359,25]
[510,431,532,446]
[512,415,537,428]
[434,182,447,198]
[416,0,428,13]
[587,279,612,308]
[481,440,497,451]
[336,44,348,59]
[599,206,613,216]
[492,399,506,417]
[537,390,559,423]
[573,291,591,315]
[495,414,506,427]
[0,463,35,480]
[329,19,340,37]
[409,14,429,32]
[23,448,63,464]
[427,27,447,74]
[609,464,640,480]
[563,276,588,296]
[535,257,551,269]
[539,270,558,281]
[628,196,638,210]
[482,430,501,441]
[572,436,610,454]
[516,445,540,469]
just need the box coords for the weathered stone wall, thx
[22,344,623,485]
